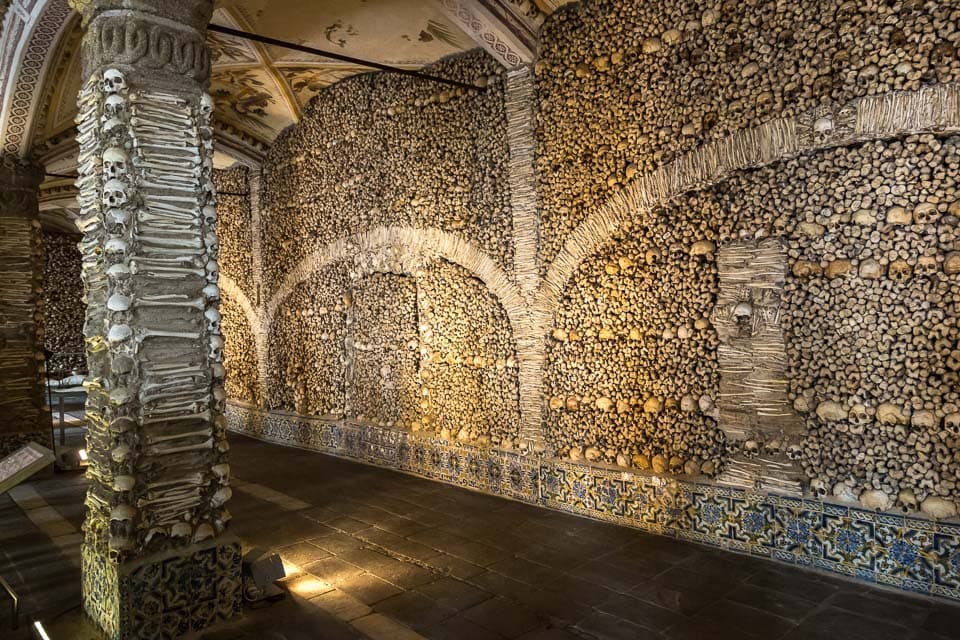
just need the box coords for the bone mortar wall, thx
[212,167,254,303]
[418,259,521,447]
[220,294,260,407]
[349,273,421,428]
[535,0,960,272]
[260,49,512,295]
[43,231,86,375]
[546,205,724,475]
[268,262,350,415]
[546,132,960,511]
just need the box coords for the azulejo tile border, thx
[226,402,960,604]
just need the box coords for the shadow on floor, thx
[2,433,960,639]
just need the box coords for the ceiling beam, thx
[436,0,543,68]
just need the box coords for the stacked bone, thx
[42,232,85,375]
[418,259,521,447]
[749,135,960,516]
[212,167,255,301]
[267,263,349,414]
[260,50,512,294]
[348,273,421,429]
[546,211,724,475]
[0,159,45,443]
[535,0,960,271]
[220,296,260,406]
[74,69,229,555]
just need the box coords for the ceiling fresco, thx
[34,0,474,157]
[31,0,480,229]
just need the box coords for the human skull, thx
[103,68,127,94]
[104,94,127,118]
[911,410,937,431]
[912,202,937,225]
[107,323,133,345]
[888,259,912,283]
[786,444,803,461]
[915,256,939,276]
[742,439,761,459]
[896,488,919,513]
[103,147,130,181]
[103,179,129,207]
[204,308,221,334]
[204,231,218,257]
[212,385,226,412]
[944,413,960,437]
[205,259,219,283]
[106,208,130,230]
[202,205,217,226]
[200,93,215,118]
[945,252,960,276]
[848,404,869,425]
[202,283,220,302]
[733,301,753,318]
[209,334,224,362]
[810,478,828,498]
[764,438,783,456]
[104,237,129,256]
[212,362,226,381]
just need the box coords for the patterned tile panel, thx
[227,402,960,604]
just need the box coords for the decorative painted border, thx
[227,401,960,604]
[0,0,72,154]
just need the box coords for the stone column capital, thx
[69,0,214,32]
[71,0,214,86]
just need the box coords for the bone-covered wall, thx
[220,0,960,526]
[226,49,524,446]
[535,0,960,270]
[42,231,85,375]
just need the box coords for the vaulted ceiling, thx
[26,0,568,232]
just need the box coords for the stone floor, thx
[2,434,960,639]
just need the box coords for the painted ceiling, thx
[31,0,574,230]
[37,0,473,154]
[35,0,481,230]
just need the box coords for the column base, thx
[82,535,242,640]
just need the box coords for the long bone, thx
[130,113,195,130]
[131,101,192,117]
[129,106,193,124]
[134,150,200,164]
[139,166,199,181]
[142,193,201,204]
[132,138,195,151]
[138,235,204,249]
[139,206,200,222]
[146,438,214,456]
[141,489,202,505]
[145,473,205,489]
[142,388,211,405]
[131,265,206,279]
[145,428,212,444]
[132,91,188,105]
[142,410,211,425]
[139,328,202,340]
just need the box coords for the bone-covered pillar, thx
[70,1,240,637]
[0,154,47,458]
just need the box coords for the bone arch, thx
[266,226,526,335]
[536,84,960,321]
